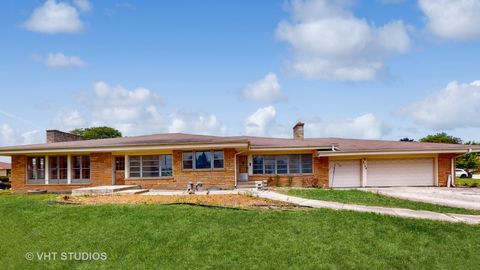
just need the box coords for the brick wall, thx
[247,156,329,188]
[46,130,83,143]
[11,152,113,193]
[124,149,236,189]
[438,153,455,187]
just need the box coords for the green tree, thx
[457,141,480,171]
[70,127,122,140]
[419,133,462,144]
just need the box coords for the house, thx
[0,124,478,193]
[0,162,11,178]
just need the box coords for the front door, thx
[114,156,125,185]
[238,155,249,182]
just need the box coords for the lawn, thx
[1,195,480,269]
[286,188,480,215]
[456,177,480,187]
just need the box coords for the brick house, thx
[0,124,478,193]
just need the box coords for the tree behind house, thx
[70,127,122,140]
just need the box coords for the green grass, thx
[1,195,480,269]
[286,188,480,215]
[456,177,480,187]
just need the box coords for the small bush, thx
[287,175,294,187]
[274,175,281,187]
[471,182,479,188]
[303,177,319,188]
[267,177,275,186]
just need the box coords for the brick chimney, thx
[293,122,304,140]
[46,130,84,143]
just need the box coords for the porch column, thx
[45,156,49,185]
[124,155,129,179]
[67,155,72,184]
[361,158,368,187]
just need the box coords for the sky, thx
[1,0,480,157]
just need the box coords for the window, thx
[276,155,288,174]
[301,154,313,174]
[161,155,173,177]
[195,151,211,169]
[49,156,68,184]
[128,155,173,178]
[252,154,313,175]
[213,151,224,169]
[27,156,45,184]
[183,150,224,170]
[252,156,264,175]
[115,157,125,171]
[182,152,193,169]
[72,156,90,183]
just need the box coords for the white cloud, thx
[51,81,228,136]
[306,113,386,139]
[53,109,85,128]
[403,80,480,130]
[40,53,85,68]
[73,0,92,12]
[244,106,277,136]
[419,0,480,41]
[24,0,84,34]
[276,0,410,81]
[243,73,285,103]
[167,111,227,135]
[0,123,42,146]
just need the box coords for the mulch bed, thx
[60,194,303,210]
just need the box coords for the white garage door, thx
[329,160,361,188]
[367,158,434,187]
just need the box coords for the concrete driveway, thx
[360,187,480,210]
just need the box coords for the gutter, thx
[317,149,474,157]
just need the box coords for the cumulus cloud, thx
[276,0,410,81]
[306,113,386,139]
[244,106,277,136]
[419,0,480,41]
[402,80,480,130]
[73,0,92,12]
[23,0,84,34]
[53,109,85,128]
[242,73,285,103]
[167,111,227,135]
[0,123,42,146]
[52,82,228,136]
[38,53,85,68]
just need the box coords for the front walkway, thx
[246,190,480,225]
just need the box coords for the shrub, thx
[287,175,294,187]
[267,177,275,186]
[274,175,281,187]
[471,182,479,188]
[303,177,319,188]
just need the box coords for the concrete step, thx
[115,189,149,195]
[237,182,258,188]
[72,185,141,196]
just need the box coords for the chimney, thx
[293,122,304,140]
[46,130,84,143]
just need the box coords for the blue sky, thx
[1,0,480,154]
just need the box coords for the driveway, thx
[360,187,480,210]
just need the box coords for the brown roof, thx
[0,162,11,169]
[0,132,477,154]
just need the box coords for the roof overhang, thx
[317,148,476,157]
[0,142,250,155]
[250,146,333,152]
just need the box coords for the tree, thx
[70,127,122,140]
[419,133,462,144]
[400,137,414,142]
[457,141,480,171]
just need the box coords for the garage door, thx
[366,158,434,187]
[329,160,361,187]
